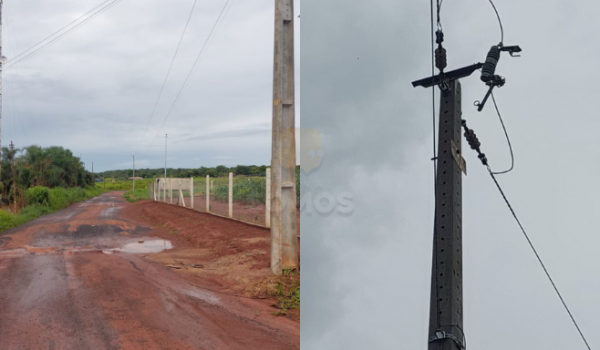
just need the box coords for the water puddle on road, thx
[110,239,174,254]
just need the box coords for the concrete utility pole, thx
[164,134,167,201]
[10,141,15,212]
[270,0,298,275]
[412,38,480,350]
[132,155,135,191]
[0,0,5,190]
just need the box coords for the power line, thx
[5,0,125,69]
[486,167,592,350]
[7,0,114,64]
[487,0,504,44]
[141,0,233,159]
[462,121,593,350]
[489,93,514,175]
[135,0,198,155]
[4,11,37,141]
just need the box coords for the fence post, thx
[190,177,194,209]
[154,181,157,201]
[169,178,172,204]
[206,175,210,212]
[229,172,233,218]
[266,168,271,228]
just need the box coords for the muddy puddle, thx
[104,239,173,254]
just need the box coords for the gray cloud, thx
[3,0,299,171]
[301,0,600,349]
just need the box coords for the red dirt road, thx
[0,192,298,350]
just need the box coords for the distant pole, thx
[0,0,4,190]
[10,141,15,212]
[206,175,210,212]
[270,0,298,274]
[92,162,94,186]
[228,172,233,218]
[164,134,167,201]
[132,155,135,191]
[266,168,271,228]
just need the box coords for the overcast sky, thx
[301,0,600,349]
[2,0,299,172]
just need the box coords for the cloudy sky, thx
[2,0,299,172]
[301,0,600,349]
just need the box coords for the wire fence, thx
[150,173,271,227]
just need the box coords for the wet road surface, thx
[0,193,297,350]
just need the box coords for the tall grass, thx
[0,186,103,233]
[95,178,155,191]
[213,177,267,205]
[123,188,150,203]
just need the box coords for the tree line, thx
[96,165,270,180]
[1,145,94,205]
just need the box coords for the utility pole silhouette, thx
[270,0,298,275]
[10,141,15,213]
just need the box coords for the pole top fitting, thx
[435,30,444,45]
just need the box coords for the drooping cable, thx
[487,0,504,44]
[489,92,514,175]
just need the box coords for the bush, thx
[28,186,50,206]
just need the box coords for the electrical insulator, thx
[435,47,447,71]
[435,30,444,44]
[480,45,500,83]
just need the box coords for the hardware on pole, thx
[413,24,521,349]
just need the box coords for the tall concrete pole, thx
[270,0,298,275]
[427,80,465,350]
[164,134,167,201]
[0,0,4,191]
[132,155,135,191]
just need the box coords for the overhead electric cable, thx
[8,0,114,63]
[141,0,232,159]
[487,0,504,44]
[489,93,514,175]
[5,0,125,69]
[462,121,593,350]
[134,0,198,155]
[487,168,592,350]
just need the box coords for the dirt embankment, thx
[121,200,300,319]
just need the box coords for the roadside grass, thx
[95,178,155,192]
[123,188,150,203]
[0,186,104,233]
[271,269,300,318]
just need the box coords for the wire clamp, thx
[429,329,466,350]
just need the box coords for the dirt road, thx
[0,193,298,350]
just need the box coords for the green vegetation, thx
[0,145,103,232]
[271,269,300,316]
[103,165,301,207]
[213,177,266,205]
[0,186,103,232]
[0,145,94,207]
[96,178,155,191]
[96,164,269,181]
[123,188,150,203]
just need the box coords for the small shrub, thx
[28,186,50,206]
